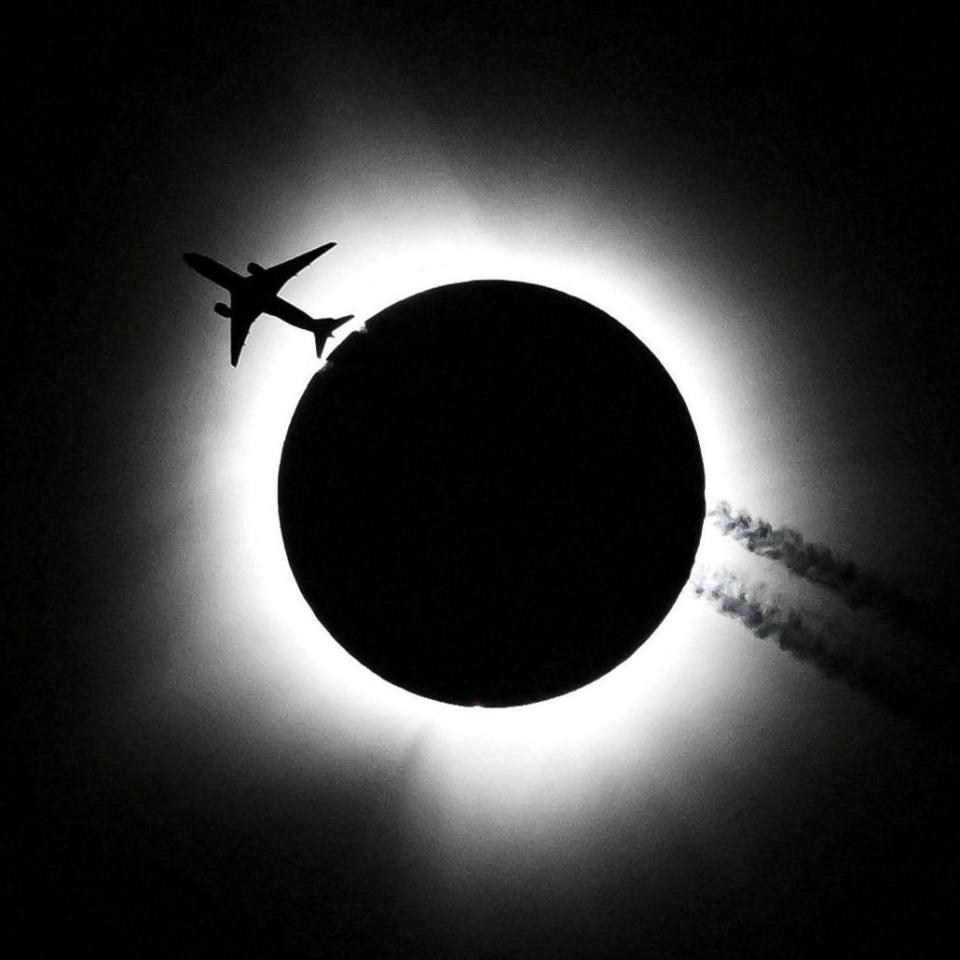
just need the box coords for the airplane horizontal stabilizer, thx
[310,315,354,357]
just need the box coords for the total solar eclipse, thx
[279,280,704,705]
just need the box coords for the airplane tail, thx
[307,315,354,357]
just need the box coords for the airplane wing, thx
[230,308,257,367]
[264,242,337,287]
[183,253,243,289]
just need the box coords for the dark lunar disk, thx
[279,281,704,706]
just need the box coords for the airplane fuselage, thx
[230,273,313,328]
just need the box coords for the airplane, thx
[183,242,354,366]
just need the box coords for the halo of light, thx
[169,171,787,850]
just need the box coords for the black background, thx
[8,3,959,958]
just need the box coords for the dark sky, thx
[9,4,960,958]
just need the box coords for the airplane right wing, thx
[230,310,256,366]
[183,252,242,289]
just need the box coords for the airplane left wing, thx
[265,242,337,287]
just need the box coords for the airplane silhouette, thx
[183,242,354,365]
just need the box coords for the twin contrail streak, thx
[693,517,959,744]
[708,501,934,638]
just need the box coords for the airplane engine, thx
[214,302,231,318]
[247,262,265,274]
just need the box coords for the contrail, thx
[691,567,959,743]
[708,501,932,636]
